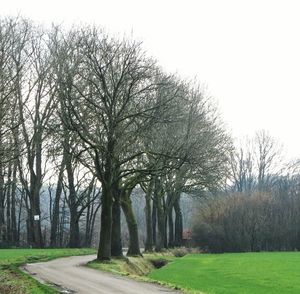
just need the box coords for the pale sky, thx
[2,0,300,159]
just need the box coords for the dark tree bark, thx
[6,160,12,243]
[111,184,123,257]
[152,196,157,245]
[96,139,117,260]
[59,197,67,247]
[10,161,17,244]
[97,182,113,260]
[50,157,65,247]
[0,159,5,242]
[168,207,174,248]
[154,178,166,251]
[174,195,183,247]
[155,195,166,251]
[66,151,80,248]
[144,178,154,252]
[30,150,44,248]
[17,100,45,248]
[69,212,80,248]
[121,190,141,256]
[17,188,25,245]
[163,197,168,249]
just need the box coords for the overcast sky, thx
[2,0,300,159]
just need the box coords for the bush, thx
[171,247,189,257]
[149,258,169,268]
[192,192,300,252]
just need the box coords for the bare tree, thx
[230,131,282,193]
[141,82,231,251]
[54,27,164,259]
[255,130,282,190]
[230,140,255,193]
[15,23,57,247]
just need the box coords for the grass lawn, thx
[0,248,96,294]
[148,252,300,294]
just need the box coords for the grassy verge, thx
[87,250,188,292]
[88,251,176,277]
[148,252,300,294]
[0,248,96,294]
[88,251,300,294]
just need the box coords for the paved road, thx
[22,255,180,294]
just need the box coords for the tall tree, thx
[16,23,57,247]
[56,28,163,259]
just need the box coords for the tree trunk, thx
[152,197,157,245]
[111,185,123,257]
[66,151,80,248]
[6,161,12,243]
[50,158,65,247]
[97,183,113,260]
[84,190,92,247]
[30,180,43,248]
[121,190,141,256]
[0,160,5,243]
[59,197,67,247]
[97,140,115,261]
[69,212,80,248]
[174,196,183,247]
[163,197,168,249]
[144,179,154,252]
[155,195,166,251]
[25,129,44,248]
[17,189,25,246]
[154,178,166,252]
[168,207,174,248]
[11,161,17,244]
[32,203,43,248]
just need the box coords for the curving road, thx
[22,255,180,294]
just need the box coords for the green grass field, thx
[3,250,300,294]
[0,248,96,294]
[148,252,300,294]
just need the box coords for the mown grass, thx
[148,252,300,294]
[0,248,96,294]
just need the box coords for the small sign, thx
[34,215,40,221]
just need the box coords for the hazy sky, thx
[2,0,300,159]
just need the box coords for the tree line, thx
[193,131,300,252]
[0,17,231,260]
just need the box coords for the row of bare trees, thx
[0,17,231,260]
[0,18,101,249]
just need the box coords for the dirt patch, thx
[0,284,24,294]
[0,269,25,294]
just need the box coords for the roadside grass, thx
[148,252,300,294]
[88,251,300,294]
[88,251,177,277]
[88,251,187,292]
[0,248,96,294]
